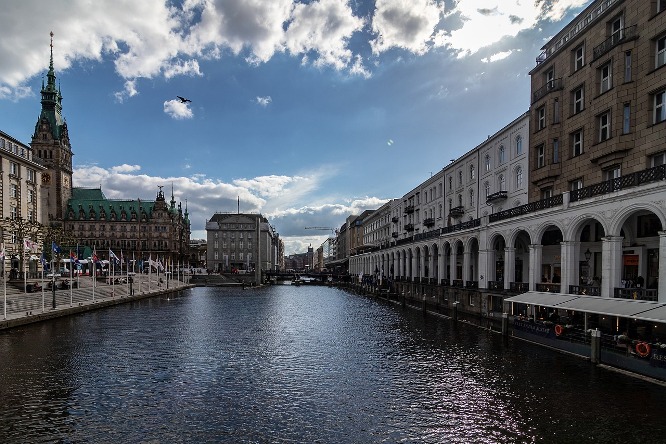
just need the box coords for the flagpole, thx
[3,254,6,320]
[69,253,73,307]
[148,254,152,292]
[41,260,44,312]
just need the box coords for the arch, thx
[534,221,566,244]
[567,213,608,241]
[609,203,666,237]
[487,231,507,251]
[507,227,533,247]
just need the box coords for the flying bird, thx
[176,96,192,103]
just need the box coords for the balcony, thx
[423,217,435,227]
[490,195,563,223]
[392,231,399,238]
[488,281,504,290]
[592,25,637,62]
[536,283,561,292]
[465,281,478,289]
[404,205,414,214]
[532,78,563,104]
[485,190,507,204]
[510,282,529,293]
[569,285,600,296]
[614,287,657,301]
[452,279,464,288]
[570,164,666,203]
[405,223,414,232]
[391,216,399,223]
[449,206,464,218]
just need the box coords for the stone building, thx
[63,186,191,267]
[205,213,280,273]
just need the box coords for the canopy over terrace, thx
[504,292,666,323]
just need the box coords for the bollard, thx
[453,301,459,321]
[501,312,508,336]
[401,292,406,308]
[422,296,427,315]
[590,328,601,364]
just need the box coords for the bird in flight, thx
[176,96,192,103]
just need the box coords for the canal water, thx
[0,286,664,443]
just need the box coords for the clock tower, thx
[31,32,73,224]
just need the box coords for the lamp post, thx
[0,217,44,294]
[42,224,75,309]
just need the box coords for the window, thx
[457,194,463,207]
[516,136,523,155]
[9,162,17,176]
[553,98,560,124]
[572,86,584,114]
[604,165,621,180]
[10,206,16,220]
[570,178,583,191]
[485,154,491,172]
[623,103,631,134]
[624,51,632,82]
[553,139,559,163]
[469,189,474,207]
[572,130,583,156]
[458,170,463,185]
[27,169,35,182]
[537,106,546,130]
[574,44,585,71]
[470,165,475,180]
[611,16,623,42]
[654,90,666,124]
[516,167,523,188]
[10,184,17,198]
[600,62,612,93]
[484,182,490,197]
[652,152,666,167]
[657,35,666,69]
[498,145,505,164]
[536,144,545,168]
[28,189,34,203]
[545,68,554,89]
[599,111,611,142]
[659,0,666,13]
[498,174,506,191]
[448,176,452,189]
[541,188,553,199]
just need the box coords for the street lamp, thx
[584,248,592,264]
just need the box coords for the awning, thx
[504,291,666,323]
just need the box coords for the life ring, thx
[554,324,564,336]
[635,342,651,358]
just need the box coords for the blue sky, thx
[0,0,591,254]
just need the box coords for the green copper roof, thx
[65,188,155,221]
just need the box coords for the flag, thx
[70,250,80,265]
[52,241,61,254]
[92,248,98,263]
[40,251,47,268]
[0,244,5,262]
[109,249,119,262]
[24,238,36,252]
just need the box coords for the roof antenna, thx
[237,196,240,214]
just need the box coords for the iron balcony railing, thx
[532,78,563,104]
[452,279,464,288]
[536,283,561,292]
[489,195,563,223]
[423,217,435,227]
[614,287,658,301]
[592,25,637,61]
[569,285,601,296]
[449,206,465,217]
[441,218,480,234]
[391,216,399,223]
[485,190,508,204]
[405,223,414,232]
[488,280,503,290]
[510,282,530,293]
[570,164,666,202]
[404,205,414,214]
[392,232,398,238]
[466,280,478,289]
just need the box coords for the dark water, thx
[0,286,664,443]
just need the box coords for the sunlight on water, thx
[0,285,664,443]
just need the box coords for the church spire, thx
[36,31,65,141]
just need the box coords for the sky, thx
[0,0,592,255]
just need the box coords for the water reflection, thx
[0,286,664,443]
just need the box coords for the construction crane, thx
[305,226,336,235]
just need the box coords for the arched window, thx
[484,182,490,197]
[458,194,463,207]
[469,189,475,206]
[470,165,475,180]
[439,204,442,218]
[485,154,491,171]
[499,174,506,191]
[499,145,505,164]
[516,167,523,188]
[458,170,463,185]
[516,135,523,155]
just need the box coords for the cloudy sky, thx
[0,0,591,255]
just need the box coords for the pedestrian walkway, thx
[0,274,192,326]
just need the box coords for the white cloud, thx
[71,163,377,255]
[284,0,365,70]
[163,59,202,79]
[256,96,272,107]
[482,50,514,63]
[163,99,194,119]
[370,0,445,55]
[434,0,590,56]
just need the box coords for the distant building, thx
[189,239,207,268]
[205,213,280,273]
